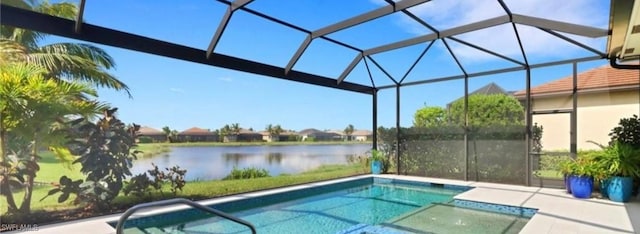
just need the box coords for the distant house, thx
[298,128,341,141]
[326,130,346,141]
[137,126,167,142]
[260,130,299,142]
[237,129,262,142]
[514,65,639,150]
[177,127,218,142]
[447,82,511,108]
[352,130,373,142]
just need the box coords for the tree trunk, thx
[19,134,38,213]
[0,110,19,212]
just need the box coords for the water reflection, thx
[131,144,371,181]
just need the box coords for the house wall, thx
[531,90,639,151]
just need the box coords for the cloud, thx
[371,0,608,62]
[169,88,184,93]
[218,77,233,82]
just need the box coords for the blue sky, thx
[41,0,611,132]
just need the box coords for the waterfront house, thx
[298,128,342,141]
[177,127,218,142]
[137,126,167,143]
[352,130,373,142]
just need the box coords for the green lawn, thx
[1,164,365,215]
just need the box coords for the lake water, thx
[131,144,372,181]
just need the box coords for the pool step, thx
[335,223,409,234]
[383,203,529,234]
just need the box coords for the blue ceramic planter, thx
[564,174,572,194]
[607,176,633,202]
[371,160,382,174]
[569,175,593,199]
[600,178,610,198]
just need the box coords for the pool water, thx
[119,179,532,234]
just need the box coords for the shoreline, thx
[135,141,373,158]
[141,141,374,147]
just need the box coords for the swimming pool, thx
[114,177,535,233]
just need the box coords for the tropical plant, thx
[560,156,603,179]
[0,62,102,213]
[162,126,175,142]
[0,0,130,95]
[608,115,640,149]
[223,167,270,180]
[47,108,140,210]
[266,124,283,142]
[595,141,640,178]
[230,123,241,136]
[413,106,446,127]
[344,124,355,141]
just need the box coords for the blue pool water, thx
[116,178,533,233]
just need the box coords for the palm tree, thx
[162,126,173,142]
[0,62,102,213]
[0,0,130,96]
[220,124,231,142]
[266,124,283,142]
[344,124,355,141]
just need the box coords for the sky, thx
[38,0,611,132]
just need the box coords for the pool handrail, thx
[115,198,257,234]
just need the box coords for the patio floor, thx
[14,175,640,234]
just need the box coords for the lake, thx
[131,144,372,181]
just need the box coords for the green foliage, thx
[413,106,446,127]
[344,124,355,140]
[448,94,525,126]
[532,123,544,152]
[223,167,270,180]
[138,136,153,143]
[122,173,153,198]
[594,141,640,178]
[57,109,140,210]
[559,153,607,180]
[40,176,82,204]
[608,115,640,148]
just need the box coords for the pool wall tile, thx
[374,177,471,192]
[452,199,538,218]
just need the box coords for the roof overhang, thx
[608,0,640,69]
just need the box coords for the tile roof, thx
[138,126,164,135]
[179,127,216,135]
[352,130,373,136]
[514,65,639,97]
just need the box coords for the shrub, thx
[223,167,270,180]
[122,163,187,198]
[47,109,141,210]
[138,136,153,143]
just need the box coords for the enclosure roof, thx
[0,0,622,94]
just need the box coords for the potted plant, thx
[566,156,599,199]
[370,149,385,174]
[596,141,640,202]
[559,158,575,194]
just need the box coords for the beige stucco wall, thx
[531,90,639,151]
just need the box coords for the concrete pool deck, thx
[12,174,640,234]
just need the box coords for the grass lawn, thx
[1,164,365,220]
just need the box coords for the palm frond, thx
[35,43,116,68]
